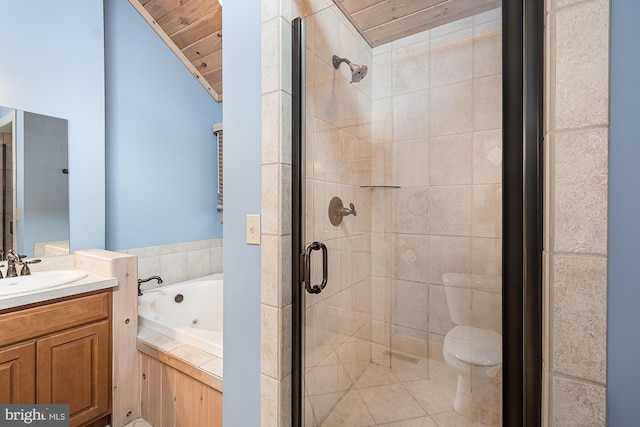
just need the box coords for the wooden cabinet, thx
[0,341,35,403]
[0,291,111,427]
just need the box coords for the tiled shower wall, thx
[302,6,373,425]
[543,0,609,425]
[261,0,611,425]
[370,10,503,365]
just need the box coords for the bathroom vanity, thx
[0,272,117,427]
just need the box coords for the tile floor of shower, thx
[317,357,500,427]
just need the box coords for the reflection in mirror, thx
[0,107,70,258]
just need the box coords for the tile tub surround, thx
[137,325,223,392]
[120,239,223,291]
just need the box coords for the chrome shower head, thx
[332,55,368,83]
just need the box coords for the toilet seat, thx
[444,325,501,366]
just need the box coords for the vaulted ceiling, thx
[129,0,223,102]
[128,0,501,102]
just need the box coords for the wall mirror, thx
[0,106,70,258]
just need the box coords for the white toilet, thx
[442,272,502,424]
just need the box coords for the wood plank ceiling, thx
[129,0,223,102]
[126,0,500,102]
[333,0,502,47]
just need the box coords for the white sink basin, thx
[0,270,88,296]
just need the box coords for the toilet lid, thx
[444,325,502,366]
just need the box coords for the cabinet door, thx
[0,341,35,403]
[37,320,110,427]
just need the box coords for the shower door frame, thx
[291,0,544,424]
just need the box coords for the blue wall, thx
[104,0,223,250]
[222,0,262,424]
[0,1,105,252]
[608,0,640,424]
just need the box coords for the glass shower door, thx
[295,3,507,426]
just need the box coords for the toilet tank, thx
[442,273,502,332]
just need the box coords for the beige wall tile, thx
[372,51,393,101]
[471,289,501,332]
[262,91,281,165]
[210,246,223,273]
[555,0,609,129]
[261,304,280,379]
[556,0,589,8]
[430,134,473,186]
[428,284,455,335]
[394,234,429,282]
[261,0,279,24]
[372,98,395,145]
[187,248,211,280]
[138,256,161,290]
[313,124,340,182]
[551,376,606,427]
[313,55,341,124]
[553,128,608,254]
[392,26,430,49]
[473,74,502,131]
[472,184,502,238]
[473,8,502,28]
[431,21,473,48]
[159,251,188,285]
[393,187,429,234]
[431,80,473,136]
[472,129,502,184]
[474,34,502,78]
[312,180,339,241]
[429,185,472,236]
[393,279,429,331]
[428,236,472,284]
[430,39,472,88]
[372,276,392,322]
[394,90,431,141]
[372,232,393,277]
[262,164,281,235]
[553,255,607,384]
[260,374,278,427]
[281,304,293,378]
[261,17,281,95]
[261,235,280,307]
[393,38,430,95]
[471,237,502,278]
[371,142,396,185]
[354,188,372,233]
[396,139,430,186]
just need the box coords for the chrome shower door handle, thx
[304,241,328,294]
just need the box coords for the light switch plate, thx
[246,214,260,245]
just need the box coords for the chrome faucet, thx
[137,276,163,296]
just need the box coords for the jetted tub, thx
[138,273,222,358]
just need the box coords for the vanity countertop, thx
[0,270,117,311]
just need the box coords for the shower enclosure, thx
[292,1,542,426]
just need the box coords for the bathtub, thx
[138,273,223,358]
